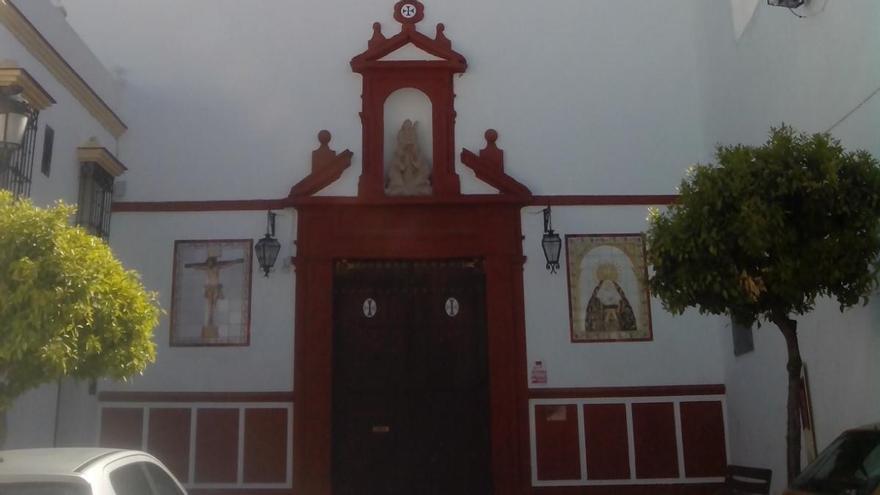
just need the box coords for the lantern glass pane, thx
[255,240,267,266]
[0,106,37,198]
[542,234,562,264]
[266,240,281,264]
[4,112,28,147]
[255,236,282,274]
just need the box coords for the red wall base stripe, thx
[535,405,581,481]
[583,404,630,480]
[632,402,680,479]
[194,409,239,483]
[99,408,143,450]
[147,408,191,482]
[680,401,728,478]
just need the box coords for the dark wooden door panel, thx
[332,260,491,495]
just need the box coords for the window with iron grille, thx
[0,109,38,197]
[77,162,114,239]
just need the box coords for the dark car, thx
[786,424,880,495]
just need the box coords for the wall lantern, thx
[0,87,30,161]
[255,211,281,277]
[767,0,804,8]
[541,207,562,274]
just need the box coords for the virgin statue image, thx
[584,262,637,333]
[385,119,432,196]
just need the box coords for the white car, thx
[0,449,187,495]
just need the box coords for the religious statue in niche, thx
[385,119,432,196]
[170,239,253,346]
[566,234,653,342]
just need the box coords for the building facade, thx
[0,0,127,451]
[2,1,878,494]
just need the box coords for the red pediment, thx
[350,1,467,72]
[288,1,531,202]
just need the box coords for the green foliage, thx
[647,125,880,325]
[0,191,158,408]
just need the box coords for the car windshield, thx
[792,430,880,495]
[0,483,90,495]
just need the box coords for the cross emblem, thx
[400,3,417,18]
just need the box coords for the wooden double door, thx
[332,260,492,495]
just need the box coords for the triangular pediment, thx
[378,42,445,62]
[351,24,467,72]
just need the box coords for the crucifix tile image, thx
[170,239,253,346]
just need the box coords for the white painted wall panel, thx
[1,3,120,448]
[522,206,728,389]
[102,210,296,393]
[697,1,880,491]
[62,0,713,202]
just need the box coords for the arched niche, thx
[383,87,434,180]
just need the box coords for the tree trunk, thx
[772,313,803,485]
[0,408,6,448]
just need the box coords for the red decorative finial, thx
[368,22,386,48]
[435,23,451,48]
[394,0,424,27]
[312,130,335,172]
[481,129,503,172]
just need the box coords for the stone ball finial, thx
[485,129,498,144]
[318,130,332,144]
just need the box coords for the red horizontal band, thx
[529,384,725,399]
[98,391,294,403]
[112,194,678,212]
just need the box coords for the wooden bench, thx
[717,465,773,494]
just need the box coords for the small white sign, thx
[530,361,548,385]
[363,298,377,318]
[445,297,460,317]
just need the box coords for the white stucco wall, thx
[523,205,727,388]
[101,210,296,393]
[52,0,728,394]
[0,22,116,208]
[697,1,880,492]
[62,0,714,204]
[1,0,124,449]
[47,0,725,459]
[46,1,878,488]
[11,0,121,113]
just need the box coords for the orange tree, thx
[646,126,880,482]
[0,191,158,442]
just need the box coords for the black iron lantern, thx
[767,0,804,8]
[255,211,281,277]
[541,207,562,274]
[0,88,30,159]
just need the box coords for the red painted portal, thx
[292,4,532,493]
[292,202,530,495]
